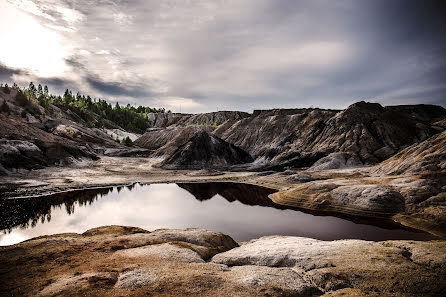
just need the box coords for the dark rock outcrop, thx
[134,126,215,156]
[0,112,98,172]
[158,130,253,169]
[386,104,446,123]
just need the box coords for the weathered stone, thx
[0,227,445,296]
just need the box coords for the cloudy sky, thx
[0,0,445,112]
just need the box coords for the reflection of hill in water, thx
[177,182,279,207]
[0,182,432,236]
[0,184,136,232]
[178,182,433,232]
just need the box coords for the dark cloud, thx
[86,76,152,99]
[0,64,25,83]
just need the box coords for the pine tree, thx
[28,82,36,97]
[37,84,43,97]
[123,136,133,147]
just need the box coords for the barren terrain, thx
[1,85,445,296]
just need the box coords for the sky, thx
[0,0,445,113]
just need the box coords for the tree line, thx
[1,82,169,134]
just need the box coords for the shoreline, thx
[1,156,445,239]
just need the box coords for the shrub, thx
[2,85,10,94]
[122,136,133,147]
[15,90,30,107]
[95,118,104,129]
[0,100,10,114]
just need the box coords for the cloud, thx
[8,0,55,20]
[113,12,133,26]
[153,96,203,112]
[1,0,445,112]
[0,64,25,82]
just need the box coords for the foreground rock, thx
[212,236,446,296]
[0,226,445,296]
[158,130,253,169]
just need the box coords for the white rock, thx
[228,265,321,296]
[116,269,159,289]
[114,243,205,263]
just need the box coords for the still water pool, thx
[0,182,435,245]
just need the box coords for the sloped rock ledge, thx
[0,226,445,296]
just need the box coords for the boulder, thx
[1,226,445,296]
[309,152,363,170]
[212,235,446,295]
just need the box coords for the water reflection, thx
[0,182,435,245]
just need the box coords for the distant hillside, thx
[0,82,160,173]
[0,82,167,134]
[137,101,446,170]
[146,111,250,128]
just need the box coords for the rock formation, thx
[214,102,442,167]
[375,130,446,175]
[146,111,250,128]
[0,226,444,296]
[0,87,149,173]
[134,126,215,156]
[158,130,253,169]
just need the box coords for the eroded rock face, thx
[0,226,444,297]
[158,130,253,169]
[271,183,406,217]
[0,137,97,172]
[375,130,446,175]
[213,102,444,168]
[212,235,446,296]
[146,111,250,128]
[134,126,216,156]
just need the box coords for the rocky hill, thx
[147,111,250,128]
[158,130,253,169]
[215,102,442,167]
[0,86,149,174]
[134,126,215,156]
[134,101,446,171]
